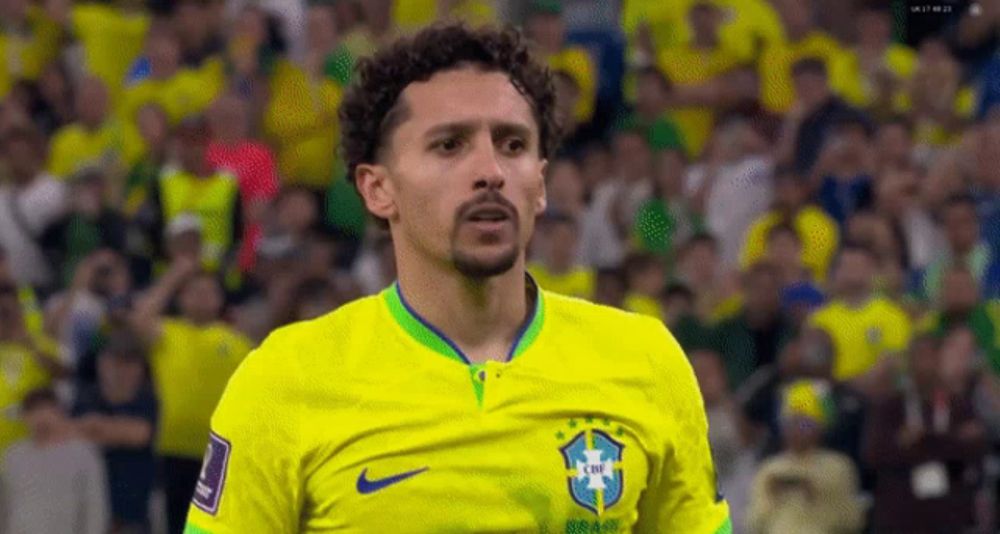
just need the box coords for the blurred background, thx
[0,0,998,533]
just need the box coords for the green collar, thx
[381,273,545,365]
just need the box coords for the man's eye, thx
[433,138,463,153]
[502,138,526,154]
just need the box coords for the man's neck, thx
[841,290,872,308]
[395,249,531,364]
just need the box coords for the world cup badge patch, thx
[557,418,625,516]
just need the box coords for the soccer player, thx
[184,24,731,534]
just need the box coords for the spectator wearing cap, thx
[864,334,989,534]
[808,244,912,396]
[0,387,110,534]
[528,212,594,300]
[776,57,870,178]
[525,0,596,124]
[741,166,839,282]
[71,328,158,534]
[150,116,243,274]
[656,0,744,158]
[0,126,68,293]
[46,76,142,181]
[746,379,863,534]
[129,256,251,534]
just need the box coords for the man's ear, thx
[534,158,548,215]
[355,163,397,222]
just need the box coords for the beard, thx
[450,190,522,279]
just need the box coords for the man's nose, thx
[471,138,505,191]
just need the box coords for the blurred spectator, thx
[905,38,976,151]
[777,57,868,178]
[544,158,587,223]
[151,116,242,273]
[747,379,863,534]
[0,0,62,99]
[843,211,908,299]
[711,262,794,391]
[341,0,399,59]
[290,276,348,323]
[759,0,844,114]
[691,348,755,532]
[808,244,911,394]
[525,0,596,124]
[259,5,343,191]
[173,0,224,69]
[656,0,743,158]
[123,103,170,218]
[810,115,877,228]
[673,233,741,322]
[921,265,1000,376]
[33,61,75,135]
[874,165,943,274]
[686,116,773,268]
[71,328,157,534]
[592,266,627,309]
[632,148,700,260]
[621,252,666,318]
[307,1,355,88]
[130,259,251,534]
[0,387,109,534]
[920,193,1000,302]
[760,225,825,327]
[741,166,838,282]
[874,116,917,173]
[579,127,652,268]
[829,3,916,118]
[0,282,66,456]
[40,168,128,287]
[528,212,594,300]
[47,76,140,181]
[0,125,68,292]
[206,91,279,273]
[863,334,989,534]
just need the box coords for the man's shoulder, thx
[252,292,384,358]
[542,290,674,350]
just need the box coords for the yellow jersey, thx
[47,121,143,179]
[119,58,225,125]
[71,3,150,103]
[759,32,845,113]
[150,319,252,459]
[740,206,840,282]
[808,297,912,380]
[547,47,597,123]
[184,277,731,533]
[0,341,52,455]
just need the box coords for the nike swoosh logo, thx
[356,466,429,494]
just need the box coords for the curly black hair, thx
[338,23,560,189]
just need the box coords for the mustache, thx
[456,190,519,222]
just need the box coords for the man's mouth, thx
[465,206,512,223]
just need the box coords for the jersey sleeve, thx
[635,319,732,534]
[183,331,304,534]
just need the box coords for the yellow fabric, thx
[657,44,743,157]
[119,57,225,125]
[893,86,978,146]
[263,60,342,189]
[740,206,840,282]
[0,339,55,456]
[185,289,730,533]
[829,44,918,109]
[781,380,828,424]
[528,262,595,301]
[808,297,912,380]
[393,0,497,31]
[71,3,150,102]
[159,169,240,271]
[548,47,597,123]
[759,32,845,113]
[0,6,62,98]
[150,319,251,459]
[47,121,144,179]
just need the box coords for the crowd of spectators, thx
[0,0,998,533]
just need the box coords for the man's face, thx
[792,71,829,109]
[75,78,108,128]
[209,95,250,142]
[745,269,781,315]
[834,250,875,295]
[857,10,891,46]
[3,138,40,181]
[23,403,63,440]
[943,203,980,252]
[941,269,979,314]
[357,67,547,280]
[307,5,338,52]
[178,275,223,322]
[526,13,565,51]
[635,73,668,116]
[876,123,911,163]
[766,230,802,268]
[98,354,144,394]
[612,131,652,181]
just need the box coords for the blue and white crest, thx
[559,429,624,516]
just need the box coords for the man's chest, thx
[295,363,662,533]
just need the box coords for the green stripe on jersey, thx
[183,522,213,534]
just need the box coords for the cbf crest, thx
[557,417,625,516]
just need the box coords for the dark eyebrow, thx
[422,121,534,142]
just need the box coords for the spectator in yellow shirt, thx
[68,0,150,104]
[828,4,917,117]
[741,167,839,282]
[525,1,597,124]
[809,244,911,393]
[901,38,977,148]
[759,0,845,113]
[47,76,142,180]
[0,1,62,98]
[528,212,594,300]
[622,252,666,319]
